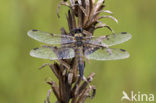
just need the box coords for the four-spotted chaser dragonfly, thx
[28,28,131,77]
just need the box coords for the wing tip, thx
[30,48,37,57]
[120,49,130,58]
[109,48,130,60]
[120,32,132,41]
[29,48,44,59]
[27,29,39,36]
[124,51,130,59]
[125,53,130,59]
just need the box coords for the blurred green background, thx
[0,0,156,103]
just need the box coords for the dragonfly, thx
[28,28,131,78]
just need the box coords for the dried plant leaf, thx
[78,6,83,27]
[79,5,87,16]
[67,11,73,31]
[77,88,91,103]
[71,9,77,28]
[47,81,60,101]
[39,63,51,69]
[69,0,75,7]
[59,59,71,70]
[71,77,82,95]
[95,22,113,31]
[103,10,113,14]
[85,0,90,16]
[82,0,90,26]
[94,0,105,12]
[61,28,67,35]
[83,29,92,36]
[77,0,82,5]
[90,86,96,98]
[68,73,73,84]
[78,73,95,96]
[50,63,60,79]
[94,10,113,17]
[57,1,70,18]
[99,15,118,23]
[44,89,52,103]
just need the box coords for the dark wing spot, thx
[32,29,38,32]
[120,49,126,52]
[33,48,39,50]
[121,32,127,34]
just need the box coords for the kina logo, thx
[121,91,154,102]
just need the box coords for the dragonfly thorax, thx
[75,34,84,47]
[76,41,83,47]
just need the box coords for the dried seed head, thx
[58,0,117,34]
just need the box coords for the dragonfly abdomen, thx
[78,60,84,77]
[75,47,85,78]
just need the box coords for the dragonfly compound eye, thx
[73,28,77,34]
[79,28,83,33]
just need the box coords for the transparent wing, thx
[85,47,129,60]
[28,30,75,44]
[88,32,131,46]
[30,46,75,60]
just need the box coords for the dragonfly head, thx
[71,28,86,37]
[73,28,83,34]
